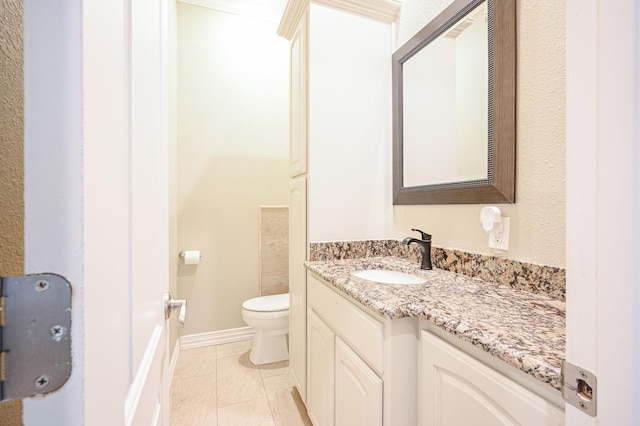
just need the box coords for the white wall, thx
[177,3,289,334]
[309,0,566,268]
[308,3,392,242]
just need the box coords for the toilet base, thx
[249,332,289,365]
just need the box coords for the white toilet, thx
[241,293,289,365]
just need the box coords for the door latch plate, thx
[0,273,72,401]
[561,360,597,416]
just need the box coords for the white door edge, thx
[566,0,640,424]
[22,1,85,424]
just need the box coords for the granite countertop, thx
[304,256,566,391]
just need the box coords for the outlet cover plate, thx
[488,217,510,250]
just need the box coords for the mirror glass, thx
[403,2,488,187]
[392,0,515,205]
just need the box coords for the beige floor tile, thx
[217,350,266,407]
[171,341,310,426]
[259,360,289,379]
[170,373,217,426]
[217,397,275,426]
[216,339,253,358]
[263,373,311,426]
[174,346,218,380]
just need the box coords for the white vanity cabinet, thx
[420,329,564,426]
[305,271,565,426]
[307,309,383,426]
[306,272,418,426]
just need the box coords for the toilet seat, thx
[241,309,288,321]
[242,293,289,312]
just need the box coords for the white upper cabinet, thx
[287,8,308,178]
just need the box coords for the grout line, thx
[256,361,272,422]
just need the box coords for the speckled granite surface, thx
[304,256,566,390]
[310,240,566,301]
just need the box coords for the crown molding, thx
[179,0,287,24]
[278,0,401,40]
[277,0,310,40]
[314,0,401,24]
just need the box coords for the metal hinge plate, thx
[561,360,597,416]
[0,273,72,402]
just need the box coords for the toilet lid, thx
[242,293,289,312]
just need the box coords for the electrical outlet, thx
[488,217,510,250]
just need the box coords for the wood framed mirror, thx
[392,0,515,205]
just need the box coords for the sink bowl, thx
[350,269,427,285]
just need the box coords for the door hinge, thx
[561,360,597,416]
[0,273,72,402]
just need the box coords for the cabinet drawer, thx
[308,273,384,373]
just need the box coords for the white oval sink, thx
[350,269,427,285]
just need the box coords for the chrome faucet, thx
[402,228,432,270]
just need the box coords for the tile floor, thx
[170,340,311,425]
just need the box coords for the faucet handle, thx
[411,228,432,241]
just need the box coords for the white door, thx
[22,0,172,424]
[566,0,639,425]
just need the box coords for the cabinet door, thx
[335,338,383,426]
[289,177,307,401]
[289,8,308,177]
[307,309,335,426]
[421,331,564,426]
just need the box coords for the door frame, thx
[566,0,640,424]
[23,1,90,424]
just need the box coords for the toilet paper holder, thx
[179,250,201,265]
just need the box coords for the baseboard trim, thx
[168,339,180,384]
[179,326,255,350]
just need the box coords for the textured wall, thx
[389,0,566,267]
[0,0,25,274]
[0,0,25,423]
